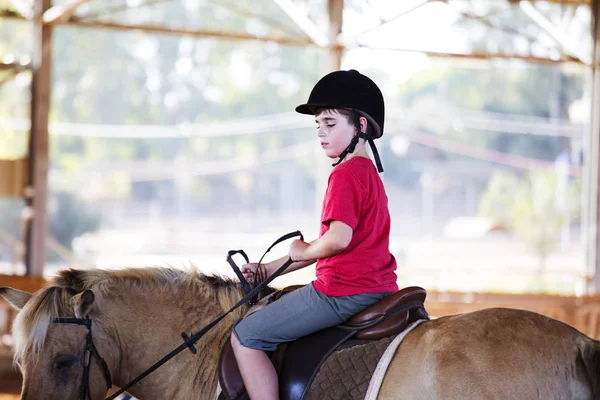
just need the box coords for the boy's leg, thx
[228,286,389,399]
[231,332,279,400]
[230,284,346,400]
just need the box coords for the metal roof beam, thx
[0,7,316,46]
[0,61,29,71]
[0,61,30,88]
[520,0,589,63]
[272,0,329,47]
[510,0,589,5]
[43,0,94,24]
[357,0,433,37]
[0,8,27,20]
[356,44,586,65]
[63,18,314,46]
[8,0,32,19]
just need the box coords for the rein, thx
[105,230,303,400]
[227,230,302,304]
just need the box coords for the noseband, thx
[52,318,112,400]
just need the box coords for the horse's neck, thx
[105,286,242,400]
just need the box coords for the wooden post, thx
[25,0,52,277]
[588,0,600,293]
[327,0,344,71]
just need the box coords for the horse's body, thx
[381,308,599,399]
[1,267,598,400]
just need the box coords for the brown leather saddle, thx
[217,286,429,400]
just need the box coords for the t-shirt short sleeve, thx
[321,168,363,230]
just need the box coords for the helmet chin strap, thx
[332,132,384,173]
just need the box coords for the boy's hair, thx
[313,107,373,138]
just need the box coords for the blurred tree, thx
[0,191,101,263]
[47,24,324,210]
[397,65,582,159]
[48,191,101,251]
[479,170,581,275]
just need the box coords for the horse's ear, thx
[73,290,95,319]
[0,287,32,310]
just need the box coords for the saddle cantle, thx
[217,286,429,400]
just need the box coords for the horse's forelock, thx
[13,269,89,363]
[53,269,88,292]
[13,286,74,364]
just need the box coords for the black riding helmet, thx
[295,69,385,172]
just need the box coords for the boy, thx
[230,69,398,400]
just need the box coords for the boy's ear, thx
[359,116,368,134]
[0,287,32,310]
[73,290,95,318]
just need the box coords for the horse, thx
[1,267,599,400]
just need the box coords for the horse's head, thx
[1,267,264,400]
[1,284,114,400]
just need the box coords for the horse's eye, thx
[53,355,79,369]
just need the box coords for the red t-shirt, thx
[313,156,399,296]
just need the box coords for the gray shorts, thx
[232,283,390,351]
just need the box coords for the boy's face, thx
[314,109,356,159]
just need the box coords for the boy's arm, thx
[264,220,352,276]
[266,254,316,276]
[292,220,352,261]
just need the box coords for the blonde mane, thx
[12,267,247,365]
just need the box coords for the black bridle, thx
[52,318,112,400]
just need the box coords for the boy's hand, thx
[289,239,310,262]
[241,263,269,282]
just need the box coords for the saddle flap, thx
[279,327,355,400]
[346,286,427,325]
[218,327,355,400]
[218,337,246,400]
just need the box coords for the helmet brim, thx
[295,103,328,115]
